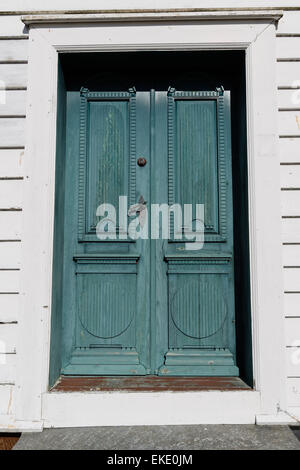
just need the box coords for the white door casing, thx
[16,10,286,427]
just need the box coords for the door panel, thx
[174,98,218,232]
[60,87,238,377]
[62,89,150,375]
[158,88,238,376]
[78,88,137,241]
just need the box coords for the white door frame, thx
[15,11,287,428]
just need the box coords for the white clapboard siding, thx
[0,149,24,177]
[278,89,300,109]
[0,212,21,240]
[283,245,300,266]
[287,378,300,406]
[281,190,300,216]
[0,294,19,323]
[282,219,300,243]
[0,354,16,384]
[0,39,28,62]
[277,38,300,59]
[284,293,300,317]
[0,90,26,116]
[3,0,300,12]
[278,111,300,137]
[0,180,22,208]
[279,138,300,163]
[281,164,300,187]
[284,268,300,291]
[286,347,300,377]
[286,318,300,346]
[277,11,300,34]
[0,17,27,38]
[0,64,27,88]
[0,271,19,293]
[277,62,300,88]
[0,385,14,415]
[0,324,16,353]
[0,243,21,269]
[0,118,25,147]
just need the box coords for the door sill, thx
[51,376,251,392]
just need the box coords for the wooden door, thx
[60,87,238,376]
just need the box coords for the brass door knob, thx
[137,157,147,167]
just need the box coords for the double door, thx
[61,87,238,376]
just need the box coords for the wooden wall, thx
[277,11,300,409]
[0,3,299,425]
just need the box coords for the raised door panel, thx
[168,89,228,242]
[62,255,146,375]
[160,89,237,376]
[175,99,218,232]
[78,88,136,241]
[62,89,148,376]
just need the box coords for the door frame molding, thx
[16,11,286,426]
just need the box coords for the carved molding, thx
[78,87,136,241]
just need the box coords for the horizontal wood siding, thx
[277,38,300,59]
[0,180,22,208]
[277,62,300,89]
[277,11,300,34]
[0,90,26,116]
[0,354,16,384]
[0,149,24,177]
[284,293,300,317]
[0,39,28,62]
[283,245,300,265]
[0,118,25,147]
[0,294,19,323]
[281,165,300,188]
[286,378,300,406]
[278,89,300,109]
[279,138,300,163]
[279,111,300,137]
[0,16,27,37]
[0,271,20,294]
[281,190,300,216]
[0,212,22,240]
[0,20,26,416]
[0,243,21,269]
[0,324,17,353]
[0,385,14,415]
[286,348,300,377]
[285,318,300,345]
[282,219,300,244]
[277,9,300,408]
[0,64,27,88]
[284,269,300,293]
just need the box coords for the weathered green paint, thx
[158,89,237,376]
[55,86,238,377]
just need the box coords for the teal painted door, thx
[61,87,239,376]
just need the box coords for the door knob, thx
[137,157,147,167]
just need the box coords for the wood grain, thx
[0,434,20,451]
[52,376,251,392]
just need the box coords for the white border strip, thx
[43,391,261,427]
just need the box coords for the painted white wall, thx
[0,3,299,430]
[1,0,300,11]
